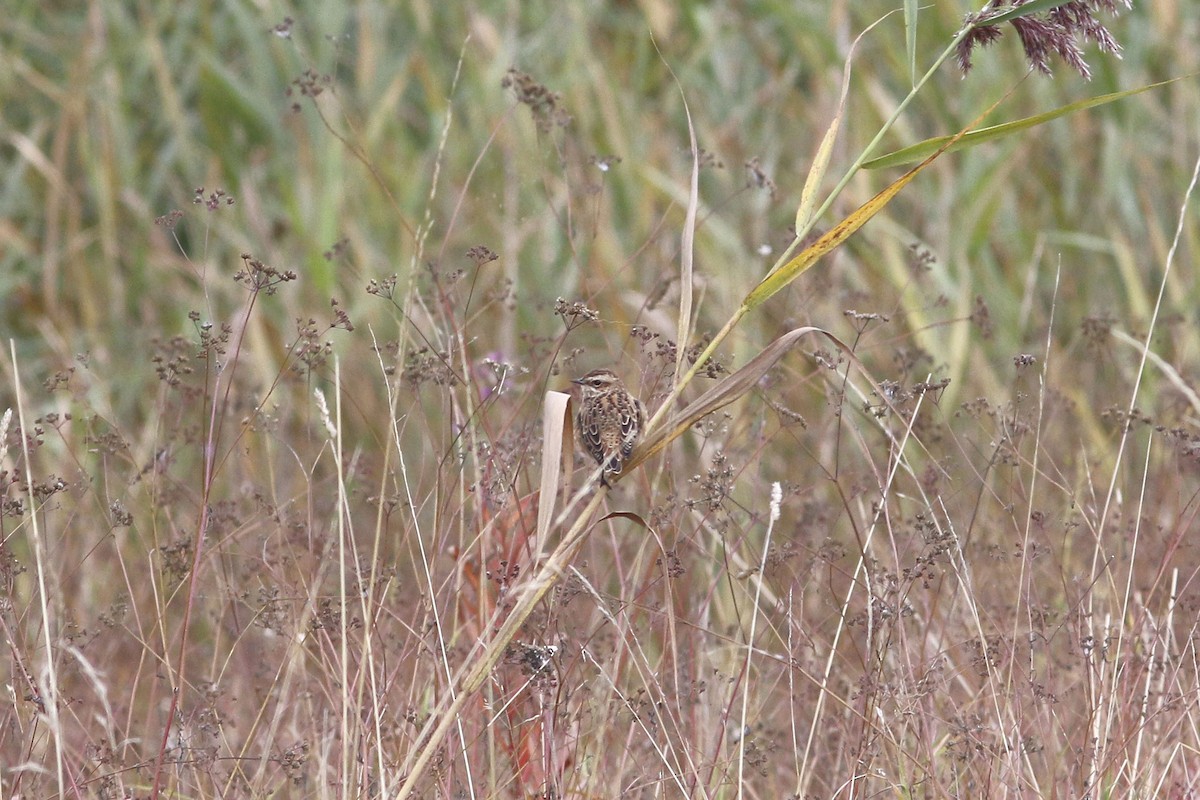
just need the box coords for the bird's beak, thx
[570,378,583,385]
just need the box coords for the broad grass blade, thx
[863,79,1183,171]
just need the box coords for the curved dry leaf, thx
[599,511,649,529]
[537,390,572,540]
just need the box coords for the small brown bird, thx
[572,368,646,485]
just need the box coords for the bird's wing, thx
[618,400,645,462]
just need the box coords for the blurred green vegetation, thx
[4,1,1191,386]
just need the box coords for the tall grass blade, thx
[795,53,848,237]
[904,0,918,86]
[795,13,888,238]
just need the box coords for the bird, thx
[572,368,646,485]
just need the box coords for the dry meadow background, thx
[2,1,1200,798]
